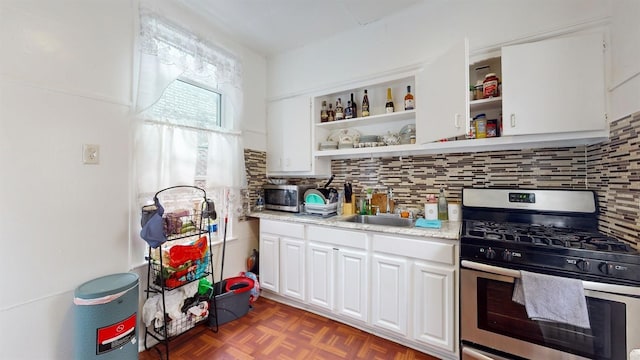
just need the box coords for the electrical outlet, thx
[83,144,100,165]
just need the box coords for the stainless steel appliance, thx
[460,188,640,360]
[263,184,314,213]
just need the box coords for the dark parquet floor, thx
[139,297,440,360]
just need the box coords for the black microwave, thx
[264,184,315,212]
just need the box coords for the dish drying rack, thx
[304,202,338,216]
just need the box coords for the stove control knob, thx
[485,248,496,260]
[598,262,612,275]
[576,259,590,272]
[502,250,513,261]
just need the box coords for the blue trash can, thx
[74,273,139,360]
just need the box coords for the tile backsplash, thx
[245,111,639,250]
[587,112,640,248]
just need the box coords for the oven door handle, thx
[462,347,511,360]
[461,260,640,296]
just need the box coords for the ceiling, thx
[177,0,425,56]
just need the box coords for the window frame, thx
[177,76,224,129]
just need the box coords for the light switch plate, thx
[83,144,100,165]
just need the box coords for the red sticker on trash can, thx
[96,314,136,355]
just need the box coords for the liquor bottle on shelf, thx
[385,87,394,113]
[328,103,335,122]
[350,93,357,118]
[362,89,370,117]
[335,98,344,120]
[404,85,415,110]
[345,100,353,119]
[320,101,328,123]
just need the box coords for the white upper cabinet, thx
[416,38,470,144]
[501,32,607,136]
[266,96,330,175]
[301,30,608,161]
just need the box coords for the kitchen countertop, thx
[249,210,461,241]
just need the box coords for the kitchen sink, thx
[342,215,415,227]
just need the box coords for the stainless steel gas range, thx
[459,188,640,360]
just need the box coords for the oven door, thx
[461,260,640,360]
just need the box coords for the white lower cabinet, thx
[372,233,458,355]
[413,261,456,352]
[371,254,409,336]
[335,247,368,322]
[308,225,369,323]
[261,219,458,359]
[280,237,305,301]
[259,219,305,299]
[306,242,334,310]
[259,233,280,292]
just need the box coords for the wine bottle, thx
[335,98,344,120]
[327,103,335,122]
[362,89,370,117]
[320,100,328,122]
[404,85,415,110]
[350,93,357,118]
[385,87,394,113]
[345,100,353,119]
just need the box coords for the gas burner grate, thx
[463,220,637,254]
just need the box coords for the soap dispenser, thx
[437,187,448,220]
[386,188,395,214]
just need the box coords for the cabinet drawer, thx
[308,225,368,249]
[372,234,455,265]
[261,219,305,238]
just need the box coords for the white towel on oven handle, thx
[512,270,591,329]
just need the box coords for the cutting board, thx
[371,193,387,213]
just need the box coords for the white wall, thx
[0,1,265,359]
[267,0,612,99]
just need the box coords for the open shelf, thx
[315,110,416,130]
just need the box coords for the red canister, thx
[483,73,500,98]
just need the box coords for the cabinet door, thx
[266,102,284,173]
[413,262,455,352]
[502,33,606,136]
[336,248,368,323]
[279,237,305,301]
[259,233,280,292]
[371,254,408,336]
[307,242,334,311]
[416,38,469,143]
[266,96,312,173]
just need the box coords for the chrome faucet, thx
[386,187,394,214]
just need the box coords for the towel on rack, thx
[512,270,590,329]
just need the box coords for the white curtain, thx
[134,123,199,192]
[133,4,246,202]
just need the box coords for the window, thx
[146,78,223,180]
[148,78,222,129]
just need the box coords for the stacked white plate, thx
[319,141,338,150]
[305,202,338,216]
[359,135,378,143]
